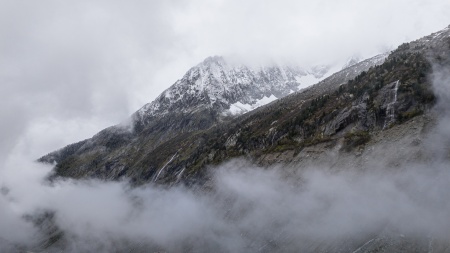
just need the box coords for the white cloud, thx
[173,0,450,66]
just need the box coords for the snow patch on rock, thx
[226,95,278,115]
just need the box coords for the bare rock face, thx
[377,81,401,128]
[324,80,404,136]
[323,101,363,136]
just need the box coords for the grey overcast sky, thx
[0,0,449,158]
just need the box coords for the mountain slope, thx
[39,51,389,183]
[150,52,435,185]
[40,25,449,186]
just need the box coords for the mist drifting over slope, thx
[0,60,449,252]
[1,1,450,251]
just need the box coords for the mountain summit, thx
[135,56,317,123]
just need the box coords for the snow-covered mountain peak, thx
[134,52,389,124]
[135,57,308,121]
[342,55,362,70]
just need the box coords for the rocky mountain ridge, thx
[135,56,304,121]
[39,51,389,182]
[39,25,450,187]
